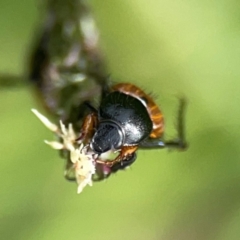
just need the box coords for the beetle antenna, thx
[84,101,98,113]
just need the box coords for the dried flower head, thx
[71,144,95,193]
[31,109,96,194]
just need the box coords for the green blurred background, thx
[1,0,240,240]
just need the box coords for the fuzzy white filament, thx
[31,109,58,132]
[32,109,95,194]
[71,145,95,193]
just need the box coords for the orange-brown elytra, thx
[111,83,164,138]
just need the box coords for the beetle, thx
[79,82,187,176]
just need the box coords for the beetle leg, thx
[77,112,98,143]
[84,101,98,113]
[96,145,138,167]
[93,153,137,181]
[140,98,187,150]
[0,74,26,88]
[110,152,137,173]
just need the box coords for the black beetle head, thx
[90,121,125,154]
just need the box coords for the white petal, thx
[68,123,76,139]
[64,143,74,152]
[88,180,93,186]
[59,120,67,136]
[77,177,88,194]
[31,109,58,132]
[77,185,84,194]
[70,149,79,163]
[78,144,84,152]
[44,140,64,149]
